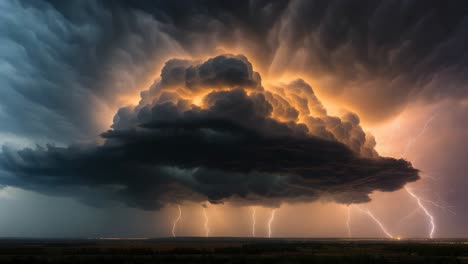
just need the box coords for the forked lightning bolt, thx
[171,205,182,237]
[401,114,439,238]
[203,207,210,237]
[405,187,435,238]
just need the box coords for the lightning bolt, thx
[398,207,421,226]
[171,205,182,237]
[415,191,456,215]
[202,207,210,237]
[346,205,352,238]
[401,114,437,157]
[251,207,256,237]
[355,205,393,239]
[400,113,440,238]
[405,187,435,239]
[267,209,277,238]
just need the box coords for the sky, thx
[0,0,467,238]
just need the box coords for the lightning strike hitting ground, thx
[171,205,182,237]
[268,209,277,238]
[346,205,352,238]
[251,207,256,237]
[400,114,439,238]
[202,207,210,237]
[405,187,435,239]
[355,206,393,239]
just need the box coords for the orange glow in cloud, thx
[99,50,430,240]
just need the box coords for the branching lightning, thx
[268,209,277,238]
[355,205,393,239]
[202,207,210,237]
[419,194,456,215]
[171,205,182,237]
[405,187,435,239]
[251,207,256,237]
[400,113,440,238]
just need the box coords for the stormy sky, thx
[0,0,467,238]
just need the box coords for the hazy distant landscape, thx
[0,238,466,264]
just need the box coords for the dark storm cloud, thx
[2,0,464,210]
[3,0,468,143]
[0,0,185,142]
[266,0,468,121]
[0,55,419,210]
[117,0,468,121]
[159,55,262,91]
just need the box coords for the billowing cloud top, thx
[0,55,419,209]
[3,0,467,143]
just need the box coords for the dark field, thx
[0,238,467,264]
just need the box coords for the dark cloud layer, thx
[2,0,468,143]
[115,0,468,121]
[0,55,419,209]
[0,0,185,142]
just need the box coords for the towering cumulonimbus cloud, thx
[3,0,468,145]
[0,54,419,210]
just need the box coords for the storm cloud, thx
[2,0,468,144]
[0,55,419,209]
[1,0,468,238]
[115,0,468,121]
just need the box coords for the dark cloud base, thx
[0,55,419,210]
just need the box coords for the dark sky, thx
[0,0,467,238]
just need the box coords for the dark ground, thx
[0,237,466,263]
